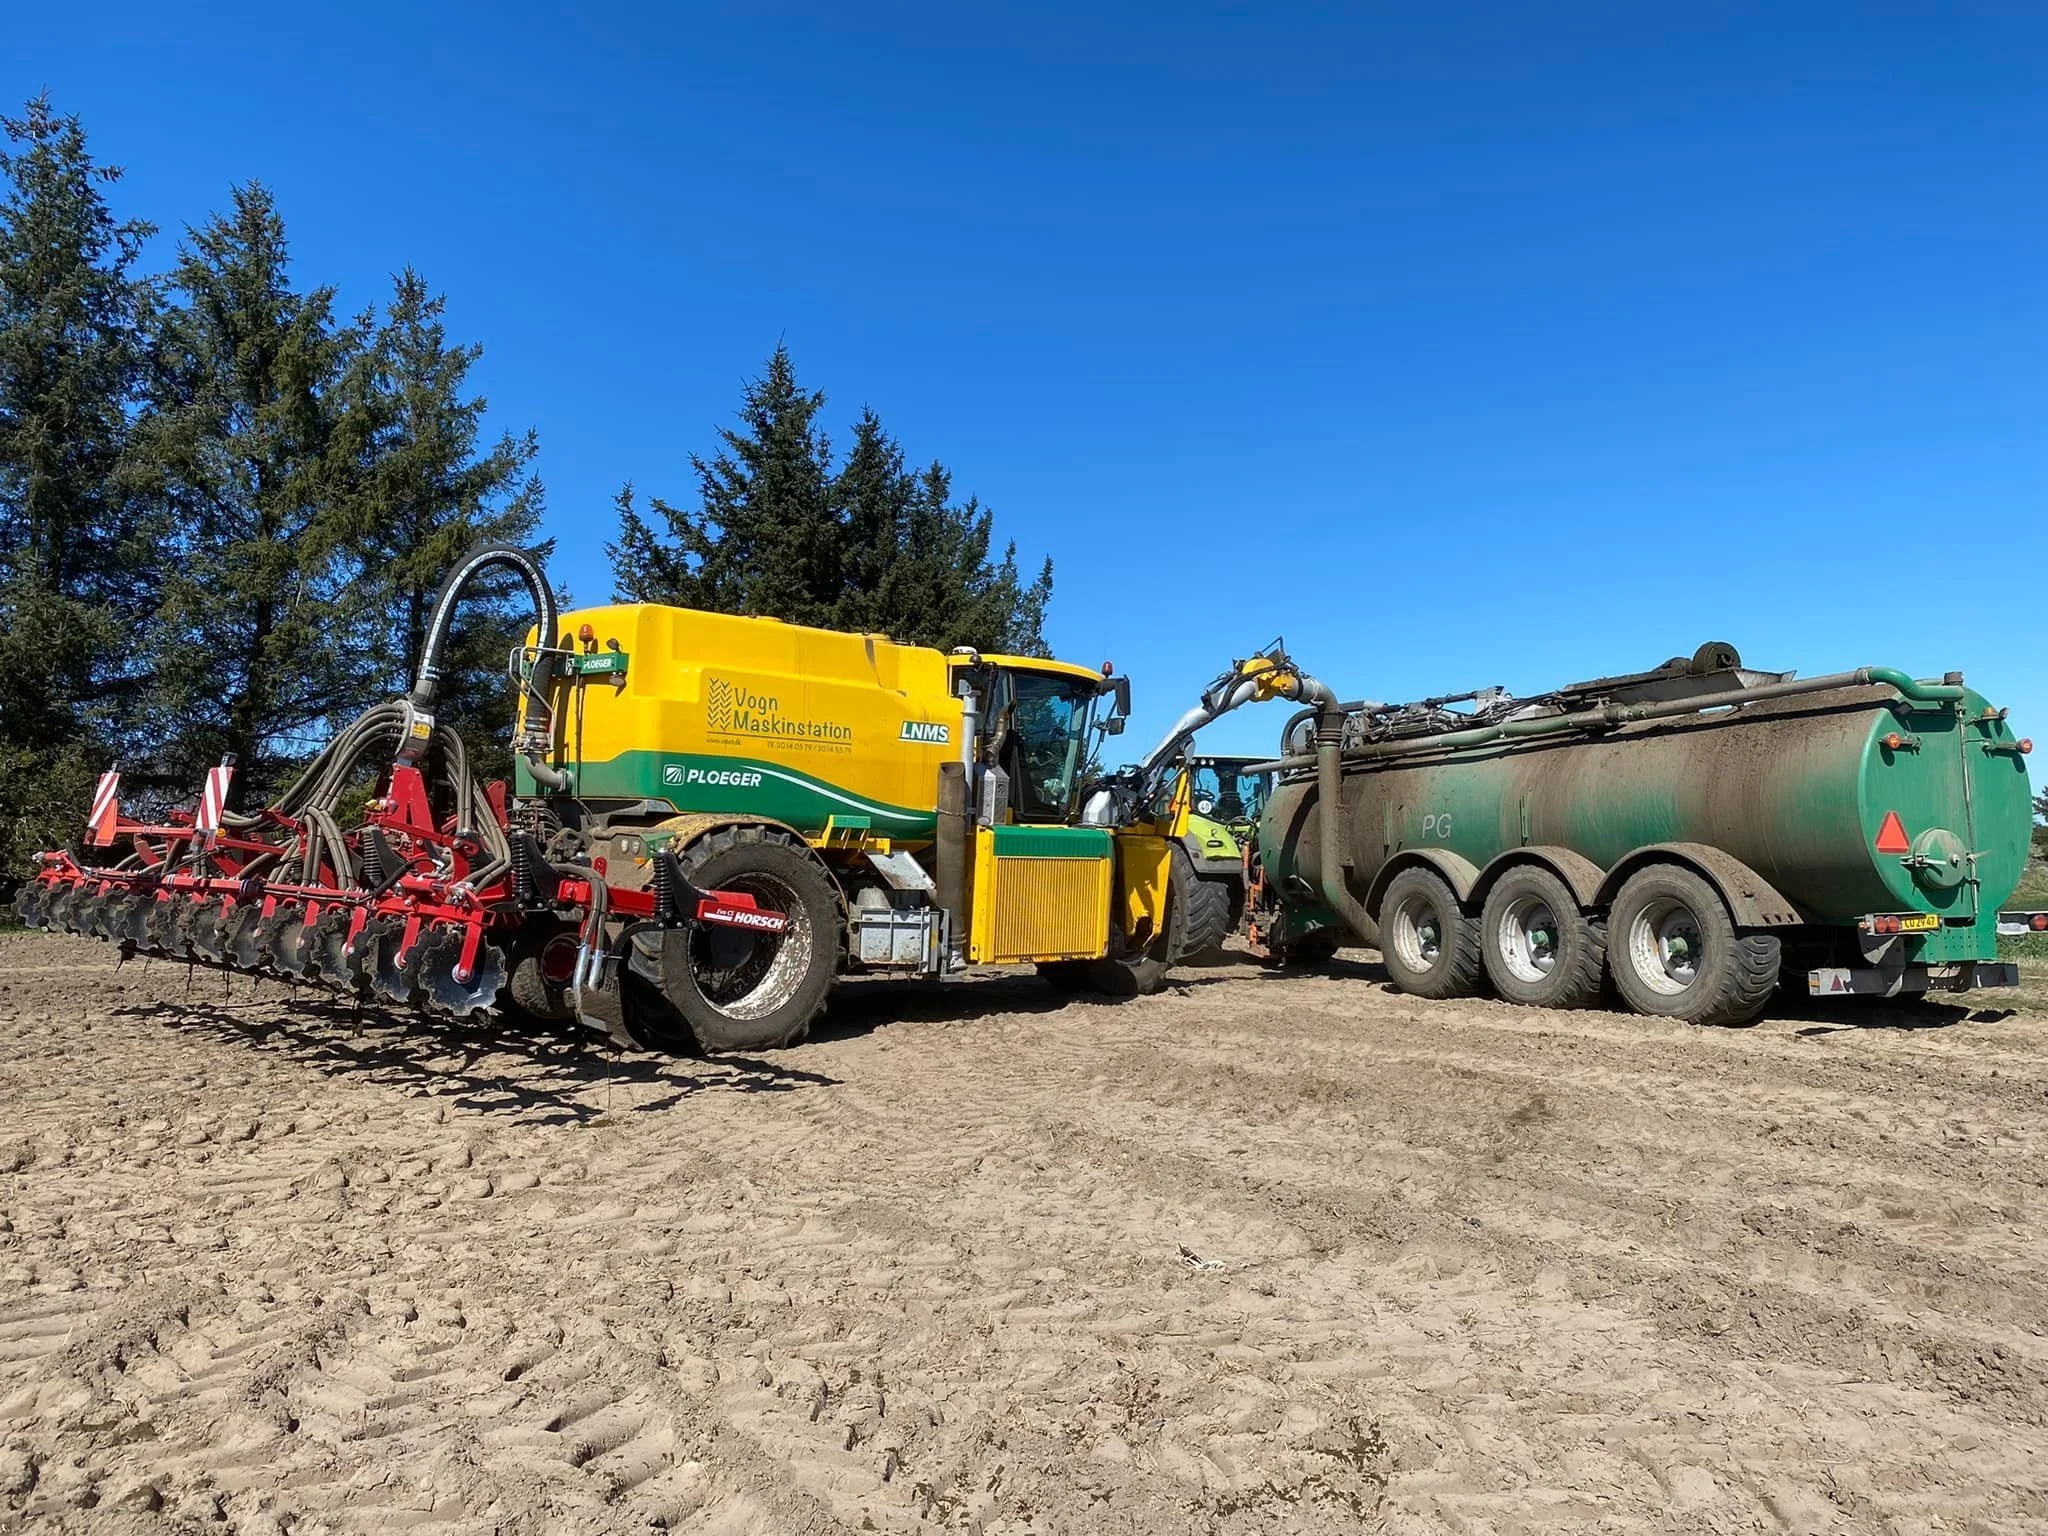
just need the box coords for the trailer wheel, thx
[657,826,841,1052]
[1380,866,1482,999]
[1608,863,1780,1025]
[1479,866,1605,1009]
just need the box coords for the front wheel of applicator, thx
[1086,860,1189,998]
[655,827,841,1053]
[502,929,579,1025]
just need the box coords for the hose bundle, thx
[218,700,513,889]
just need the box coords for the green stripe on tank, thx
[517,751,938,833]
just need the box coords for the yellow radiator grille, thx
[988,857,1111,962]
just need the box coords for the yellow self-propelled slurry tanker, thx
[511,601,1322,1051]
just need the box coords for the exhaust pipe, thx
[935,761,970,967]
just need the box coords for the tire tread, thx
[1478,866,1606,1009]
[1380,866,1482,1000]
[1609,861,1783,1026]
[665,823,844,1051]
[1179,861,1235,962]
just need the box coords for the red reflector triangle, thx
[1874,810,1912,854]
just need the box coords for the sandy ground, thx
[2,934,2046,1535]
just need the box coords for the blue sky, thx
[11,3,2045,762]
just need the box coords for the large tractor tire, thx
[1607,862,1779,1026]
[1084,855,1190,998]
[641,825,843,1053]
[1177,848,1236,963]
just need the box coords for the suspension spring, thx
[651,850,680,926]
[511,832,537,907]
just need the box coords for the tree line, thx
[0,95,1053,872]
[611,343,1053,658]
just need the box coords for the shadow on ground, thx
[115,995,841,1125]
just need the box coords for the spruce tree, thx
[612,345,1055,656]
[0,94,155,868]
[133,183,363,801]
[889,462,1053,657]
[835,423,1054,656]
[832,407,914,634]
[611,343,840,625]
[338,268,547,771]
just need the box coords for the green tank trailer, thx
[1249,644,2033,1024]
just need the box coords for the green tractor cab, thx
[1175,754,1277,956]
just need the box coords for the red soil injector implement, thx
[11,546,775,1038]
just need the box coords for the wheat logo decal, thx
[707,677,733,732]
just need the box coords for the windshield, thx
[1188,761,1271,825]
[1003,671,1098,823]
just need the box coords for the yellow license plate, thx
[1898,912,1940,933]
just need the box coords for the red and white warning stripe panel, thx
[196,763,236,837]
[86,770,121,847]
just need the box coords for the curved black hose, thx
[409,542,560,718]
[407,541,570,791]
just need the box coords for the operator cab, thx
[1185,754,1275,828]
[950,653,1129,825]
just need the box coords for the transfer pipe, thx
[1292,679,1382,950]
[1251,667,1967,777]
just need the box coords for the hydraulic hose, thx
[408,542,570,792]
[1253,666,1966,774]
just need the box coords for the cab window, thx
[998,671,1097,823]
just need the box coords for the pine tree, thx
[839,435,1054,656]
[132,183,364,801]
[612,346,1055,656]
[832,407,913,634]
[0,94,155,868]
[610,344,840,625]
[337,268,547,772]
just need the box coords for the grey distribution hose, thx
[135,543,556,897]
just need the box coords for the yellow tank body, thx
[517,603,999,841]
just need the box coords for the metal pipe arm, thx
[1128,647,1331,809]
[1248,666,1966,775]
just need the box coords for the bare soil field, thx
[2,932,2046,1535]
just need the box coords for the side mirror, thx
[1109,676,1131,717]
[1100,716,1125,736]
